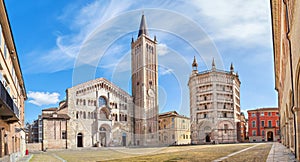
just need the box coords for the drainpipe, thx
[283,0,297,158]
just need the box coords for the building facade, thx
[247,108,280,142]
[131,14,159,146]
[66,78,133,148]
[188,57,241,144]
[271,0,300,159]
[26,116,42,143]
[40,106,70,150]
[158,111,190,145]
[0,1,27,161]
[239,112,247,142]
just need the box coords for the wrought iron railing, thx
[0,81,19,118]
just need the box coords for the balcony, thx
[0,81,19,122]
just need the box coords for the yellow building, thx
[271,0,300,160]
[0,1,27,161]
[158,111,190,145]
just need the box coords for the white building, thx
[66,78,134,148]
[188,57,241,144]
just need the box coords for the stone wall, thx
[26,143,42,151]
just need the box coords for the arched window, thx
[100,109,109,119]
[99,96,107,107]
[83,112,86,119]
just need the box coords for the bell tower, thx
[131,14,158,146]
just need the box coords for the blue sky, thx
[5,0,276,123]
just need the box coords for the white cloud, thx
[24,0,271,74]
[27,91,60,106]
[159,67,174,76]
[188,0,271,46]
[157,43,169,56]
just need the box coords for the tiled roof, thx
[42,113,70,120]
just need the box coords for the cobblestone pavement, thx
[266,142,297,162]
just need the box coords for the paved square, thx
[27,143,272,162]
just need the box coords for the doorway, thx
[122,133,126,146]
[100,132,106,147]
[205,134,211,142]
[77,133,83,147]
[267,131,274,141]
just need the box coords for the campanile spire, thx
[137,14,148,37]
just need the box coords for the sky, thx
[5,0,277,123]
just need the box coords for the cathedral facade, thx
[188,57,241,144]
[66,78,134,148]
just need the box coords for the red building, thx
[247,108,280,142]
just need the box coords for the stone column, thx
[293,107,300,160]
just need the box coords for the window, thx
[204,96,207,101]
[268,112,271,116]
[62,131,67,139]
[252,113,255,117]
[183,134,185,139]
[268,121,272,127]
[4,43,7,59]
[224,124,228,133]
[223,104,226,109]
[172,118,174,122]
[99,96,107,107]
[186,135,188,139]
[223,113,227,118]
[262,130,265,136]
[261,112,264,116]
[261,121,265,127]
[276,120,279,126]
[252,121,256,128]
[253,130,256,136]
[83,112,86,119]
[172,134,175,139]
[204,113,207,118]
[204,105,207,109]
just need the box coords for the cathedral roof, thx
[137,14,148,38]
[159,111,189,119]
[42,107,57,111]
[68,77,132,99]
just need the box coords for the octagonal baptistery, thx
[66,78,134,148]
[188,57,241,144]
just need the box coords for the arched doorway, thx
[205,134,211,142]
[99,127,106,147]
[77,133,83,147]
[204,126,211,143]
[267,131,274,141]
